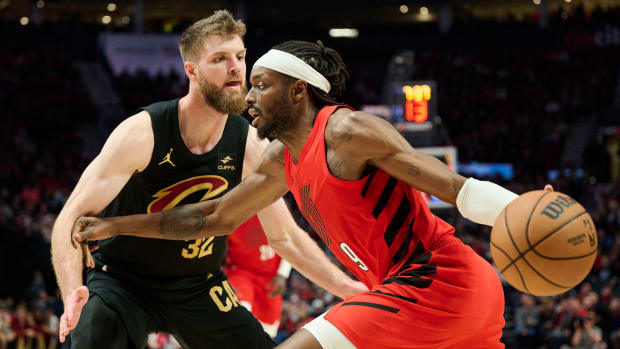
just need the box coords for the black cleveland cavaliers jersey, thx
[94,98,248,277]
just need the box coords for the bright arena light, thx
[107,3,116,12]
[533,0,541,5]
[564,0,572,2]
[121,15,130,24]
[400,5,409,14]
[420,6,429,15]
[19,17,29,25]
[36,0,45,8]
[102,15,111,24]
[329,28,359,38]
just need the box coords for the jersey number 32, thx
[182,237,215,259]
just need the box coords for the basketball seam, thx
[531,249,597,261]
[502,204,573,289]
[525,191,552,250]
[500,207,530,293]
[499,194,586,293]
[491,240,529,294]
[502,210,589,271]
[503,204,524,267]
[528,211,592,259]
[505,209,586,289]
[516,251,572,289]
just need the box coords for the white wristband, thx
[277,259,292,278]
[456,178,519,226]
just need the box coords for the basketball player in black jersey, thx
[50,11,366,349]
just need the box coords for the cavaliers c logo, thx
[147,175,229,213]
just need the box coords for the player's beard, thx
[198,75,248,115]
[256,94,296,140]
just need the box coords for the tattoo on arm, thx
[326,151,346,177]
[158,207,206,239]
[329,124,354,151]
[407,165,421,176]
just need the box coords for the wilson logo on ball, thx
[539,195,577,219]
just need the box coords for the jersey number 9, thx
[340,242,368,271]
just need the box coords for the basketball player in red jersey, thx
[225,215,291,338]
[73,40,553,348]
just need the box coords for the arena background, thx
[1,0,619,348]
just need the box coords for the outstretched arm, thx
[74,139,289,242]
[327,110,519,226]
[75,133,367,298]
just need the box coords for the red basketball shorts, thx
[226,268,282,325]
[323,236,505,349]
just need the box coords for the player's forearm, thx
[51,211,84,303]
[105,201,230,240]
[455,178,519,226]
[270,230,363,299]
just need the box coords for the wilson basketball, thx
[490,190,597,296]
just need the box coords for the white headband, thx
[253,49,331,93]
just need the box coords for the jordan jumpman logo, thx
[159,148,175,167]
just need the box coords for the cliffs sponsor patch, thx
[218,153,236,171]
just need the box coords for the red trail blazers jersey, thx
[284,105,455,287]
[226,215,281,279]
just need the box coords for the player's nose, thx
[229,58,242,75]
[245,90,255,105]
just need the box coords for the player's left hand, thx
[72,216,117,246]
[59,285,89,343]
[71,217,98,268]
[267,275,287,297]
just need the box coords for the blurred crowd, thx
[415,46,618,174]
[0,19,95,349]
[112,69,186,115]
[1,5,619,349]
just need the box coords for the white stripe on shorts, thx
[302,313,357,349]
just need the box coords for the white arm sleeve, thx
[455,178,519,226]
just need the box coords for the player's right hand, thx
[340,280,369,299]
[59,285,89,343]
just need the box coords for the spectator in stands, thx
[514,294,540,349]
[571,311,604,348]
[10,304,37,349]
[0,302,15,349]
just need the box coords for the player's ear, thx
[185,61,197,82]
[291,80,308,103]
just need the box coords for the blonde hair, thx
[179,10,246,62]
